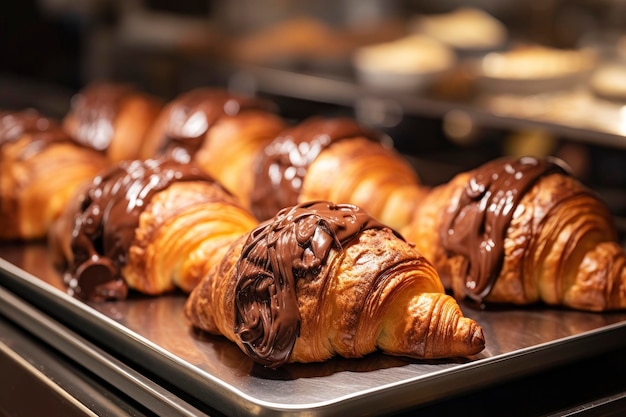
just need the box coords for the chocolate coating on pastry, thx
[67,83,135,151]
[157,88,276,163]
[234,200,392,367]
[441,156,569,302]
[67,157,224,301]
[251,117,385,221]
[0,109,71,156]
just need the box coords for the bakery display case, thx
[4,0,626,416]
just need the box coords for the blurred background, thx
[2,0,626,220]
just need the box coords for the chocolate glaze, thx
[441,156,569,302]
[233,200,391,367]
[0,109,71,158]
[157,88,276,163]
[66,157,222,302]
[251,117,385,221]
[68,83,135,151]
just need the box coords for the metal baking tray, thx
[2,242,626,417]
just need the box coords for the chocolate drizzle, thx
[66,157,220,301]
[441,156,569,302]
[0,109,71,158]
[68,83,135,151]
[251,117,385,221]
[158,88,276,163]
[233,200,389,367]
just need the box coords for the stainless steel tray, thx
[2,242,626,417]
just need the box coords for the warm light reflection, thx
[619,105,626,136]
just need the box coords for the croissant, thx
[250,117,426,231]
[143,87,287,209]
[62,82,164,163]
[52,157,258,301]
[400,155,626,312]
[0,109,109,241]
[185,200,485,367]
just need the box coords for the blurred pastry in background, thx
[352,34,456,92]
[586,63,626,137]
[477,44,597,95]
[229,16,355,70]
[617,35,626,64]
[408,7,508,56]
[0,109,108,241]
[63,82,164,163]
[589,63,626,103]
[144,87,286,210]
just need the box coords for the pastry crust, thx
[125,181,258,294]
[251,117,425,230]
[194,111,287,210]
[401,156,625,311]
[144,87,286,210]
[0,110,108,241]
[185,201,484,367]
[301,136,426,231]
[54,158,258,301]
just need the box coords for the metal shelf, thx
[218,64,626,150]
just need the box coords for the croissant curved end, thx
[377,292,485,359]
[564,241,626,311]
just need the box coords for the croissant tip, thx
[459,318,486,355]
[471,324,486,351]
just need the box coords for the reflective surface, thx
[0,315,158,417]
[2,242,626,417]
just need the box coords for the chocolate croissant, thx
[144,87,287,209]
[185,201,485,368]
[53,157,258,301]
[401,155,626,312]
[62,82,164,163]
[250,117,425,231]
[0,109,109,241]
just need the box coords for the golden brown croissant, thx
[185,200,485,367]
[62,82,164,163]
[401,155,626,312]
[110,87,421,228]
[250,117,425,231]
[143,87,287,209]
[0,109,109,241]
[53,157,258,301]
